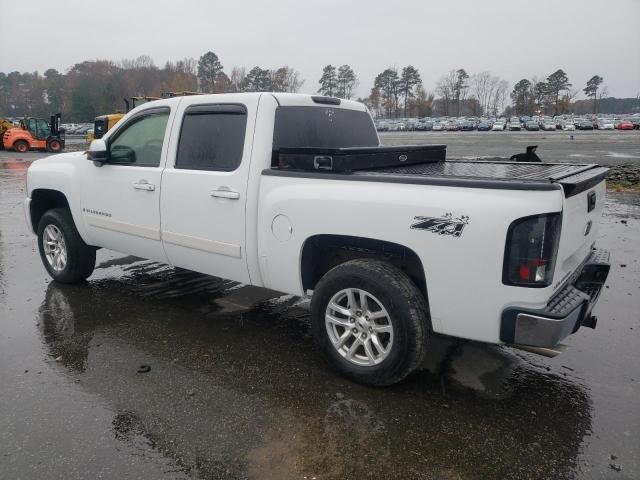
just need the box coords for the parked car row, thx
[60,123,93,135]
[375,114,640,132]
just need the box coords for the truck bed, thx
[266,159,609,197]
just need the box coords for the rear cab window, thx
[176,104,247,172]
[272,106,378,159]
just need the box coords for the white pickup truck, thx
[25,93,610,385]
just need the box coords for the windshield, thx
[273,106,378,149]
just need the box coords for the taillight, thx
[503,213,562,287]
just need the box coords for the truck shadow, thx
[38,259,593,480]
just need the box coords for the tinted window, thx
[109,110,169,167]
[176,107,247,172]
[273,106,378,149]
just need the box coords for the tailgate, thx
[552,167,609,292]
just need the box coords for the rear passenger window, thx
[176,104,247,171]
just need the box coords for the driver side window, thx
[109,110,169,167]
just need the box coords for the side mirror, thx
[87,139,108,163]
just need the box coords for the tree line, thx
[0,49,636,122]
[0,52,305,122]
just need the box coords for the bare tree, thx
[282,66,305,93]
[436,70,457,116]
[229,66,247,92]
[471,72,492,116]
[598,85,609,102]
[134,55,156,69]
[491,80,509,116]
[177,57,197,75]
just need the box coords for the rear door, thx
[159,95,258,283]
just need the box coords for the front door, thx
[160,96,257,283]
[80,107,171,262]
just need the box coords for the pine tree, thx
[545,69,571,115]
[318,65,337,96]
[375,68,400,117]
[399,66,422,116]
[336,65,358,99]
[197,51,226,93]
[245,66,271,92]
[583,75,603,113]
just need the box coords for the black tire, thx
[13,140,29,153]
[311,259,429,386]
[37,208,96,283]
[46,137,63,153]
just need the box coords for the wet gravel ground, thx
[0,144,639,479]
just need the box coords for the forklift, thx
[2,114,65,153]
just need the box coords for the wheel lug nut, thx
[362,333,367,339]
[356,311,362,317]
[349,317,355,323]
[352,328,358,333]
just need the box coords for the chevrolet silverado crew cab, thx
[25,93,611,385]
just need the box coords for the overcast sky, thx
[1,0,639,98]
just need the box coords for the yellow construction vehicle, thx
[163,91,201,98]
[0,117,15,150]
[87,113,124,142]
[87,96,161,142]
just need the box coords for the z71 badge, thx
[411,212,469,237]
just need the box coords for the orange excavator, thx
[2,113,65,153]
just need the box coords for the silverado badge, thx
[411,212,469,237]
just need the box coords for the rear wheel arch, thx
[300,234,429,302]
[30,189,71,234]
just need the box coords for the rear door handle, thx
[210,188,240,200]
[133,180,155,191]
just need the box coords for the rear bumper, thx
[500,248,610,348]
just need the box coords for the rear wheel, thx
[13,140,29,153]
[37,208,96,284]
[46,138,62,153]
[311,259,430,386]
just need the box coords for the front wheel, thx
[13,140,29,153]
[37,208,96,283]
[311,259,430,386]
[46,138,63,153]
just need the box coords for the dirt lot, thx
[0,135,638,479]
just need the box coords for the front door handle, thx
[133,180,155,191]
[210,188,240,200]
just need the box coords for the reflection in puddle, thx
[37,259,594,479]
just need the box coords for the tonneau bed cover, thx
[269,145,609,197]
[355,160,610,196]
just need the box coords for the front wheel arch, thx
[30,189,71,234]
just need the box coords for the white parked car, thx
[24,93,611,385]
[597,119,615,130]
[432,122,445,131]
[492,122,506,131]
[564,123,576,131]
